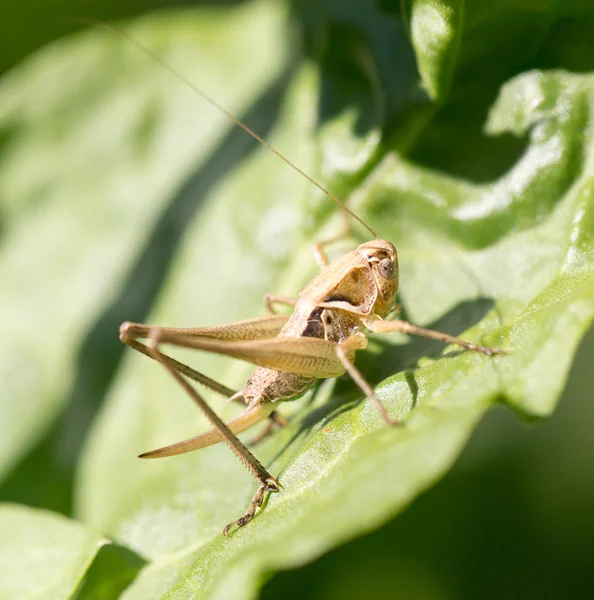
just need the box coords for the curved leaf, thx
[0,503,106,599]
[406,0,594,100]
[2,0,593,598]
[76,20,594,600]
[409,0,463,99]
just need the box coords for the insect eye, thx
[378,258,395,279]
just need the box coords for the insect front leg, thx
[143,330,280,536]
[334,334,402,426]
[121,316,289,417]
[312,212,351,268]
[264,294,297,314]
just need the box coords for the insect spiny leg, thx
[223,477,279,536]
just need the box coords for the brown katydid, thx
[113,26,502,535]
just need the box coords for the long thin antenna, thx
[75,18,378,239]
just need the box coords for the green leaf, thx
[0,504,106,599]
[0,0,288,482]
[406,0,594,100]
[72,11,594,600]
[408,0,463,99]
[2,0,594,598]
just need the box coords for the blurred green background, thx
[0,0,197,77]
[1,0,593,598]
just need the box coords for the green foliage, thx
[0,504,106,599]
[0,0,593,597]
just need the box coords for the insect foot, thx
[223,476,280,536]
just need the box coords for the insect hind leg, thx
[142,330,280,535]
[121,320,288,433]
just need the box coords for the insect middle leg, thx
[364,318,502,356]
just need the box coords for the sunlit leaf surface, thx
[1,0,593,597]
[0,504,106,599]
